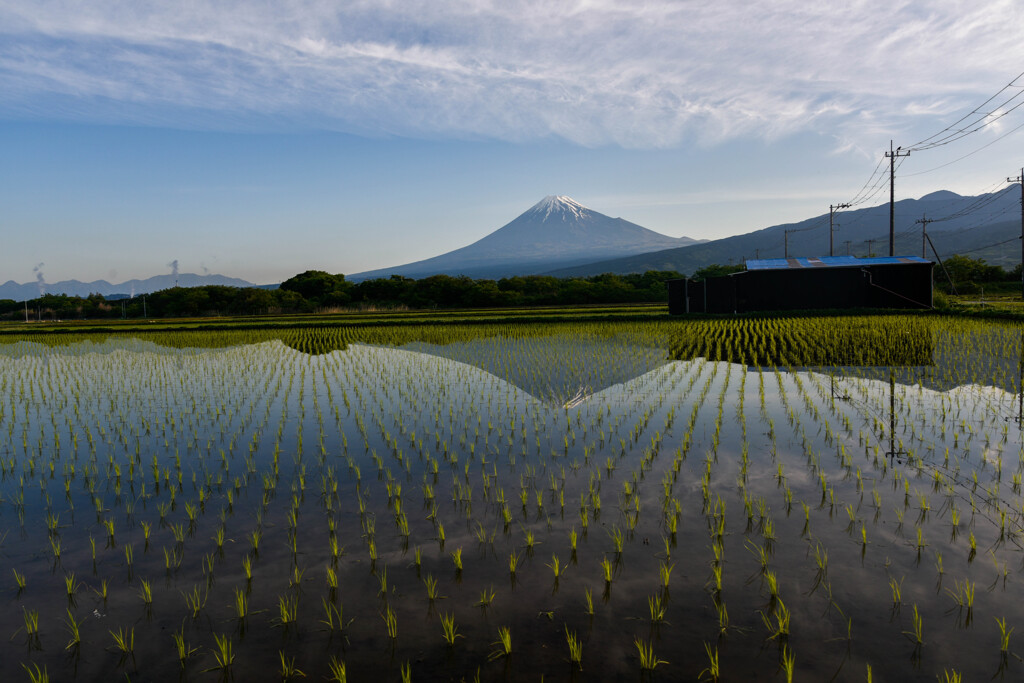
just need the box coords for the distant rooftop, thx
[745,255,931,271]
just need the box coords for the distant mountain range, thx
[0,273,255,301]
[544,187,1023,277]
[349,195,703,281]
[6,187,1018,299]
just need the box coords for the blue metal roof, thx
[745,255,931,271]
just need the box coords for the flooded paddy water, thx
[1,316,1023,681]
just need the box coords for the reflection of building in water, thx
[668,317,935,369]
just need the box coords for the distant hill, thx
[349,196,702,281]
[544,186,1023,277]
[0,273,255,300]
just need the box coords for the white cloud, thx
[1,0,1023,148]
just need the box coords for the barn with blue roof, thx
[669,256,934,314]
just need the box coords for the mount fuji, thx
[349,196,702,281]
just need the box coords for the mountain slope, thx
[545,187,1023,277]
[349,196,701,281]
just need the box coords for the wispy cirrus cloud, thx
[1,0,1022,148]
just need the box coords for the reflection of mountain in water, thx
[394,334,670,406]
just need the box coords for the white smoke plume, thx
[32,262,45,296]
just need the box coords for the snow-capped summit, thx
[525,195,590,222]
[350,196,701,281]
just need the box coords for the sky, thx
[3,0,1024,286]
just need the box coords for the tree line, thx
[1,257,1017,322]
[0,270,686,321]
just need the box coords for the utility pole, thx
[844,240,852,256]
[915,214,933,259]
[830,203,851,257]
[784,230,790,258]
[866,238,876,257]
[885,141,910,257]
[1008,169,1024,300]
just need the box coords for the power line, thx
[929,183,1016,223]
[902,118,1024,177]
[953,236,1020,255]
[906,70,1024,152]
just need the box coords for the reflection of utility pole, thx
[887,369,907,459]
[915,214,934,259]
[885,141,911,257]
[830,375,849,400]
[830,203,851,257]
[1018,335,1023,424]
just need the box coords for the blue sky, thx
[3,1,1024,285]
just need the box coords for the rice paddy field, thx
[1,315,1023,681]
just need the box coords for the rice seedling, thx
[565,625,583,669]
[489,626,512,660]
[476,586,495,607]
[548,554,562,580]
[780,646,795,683]
[183,585,208,618]
[996,616,1014,653]
[327,656,347,683]
[233,587,248,620]
[600,557,614,583]
[382,605,398,639]
[20,607,40,641]
[63,571,81,599]
[110,626,134,655]
[62,608,82,651]
[903,604,924,645]
[648,593,667,623]
[139,579,153,605]
[584,587,594,615]
[508,551,521,576]
[889,576,904,607]
[276,594,299,626]
[635,636,668,670]
[440,612,463,645]
[20,663,48,683]
[206,632,234,672]
[423,573,441,601]
[762,599,791,641]
[700,642,720,682]
[278,651,305,680]
[12,568,26,591]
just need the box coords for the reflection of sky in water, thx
[1,327,1024,681]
